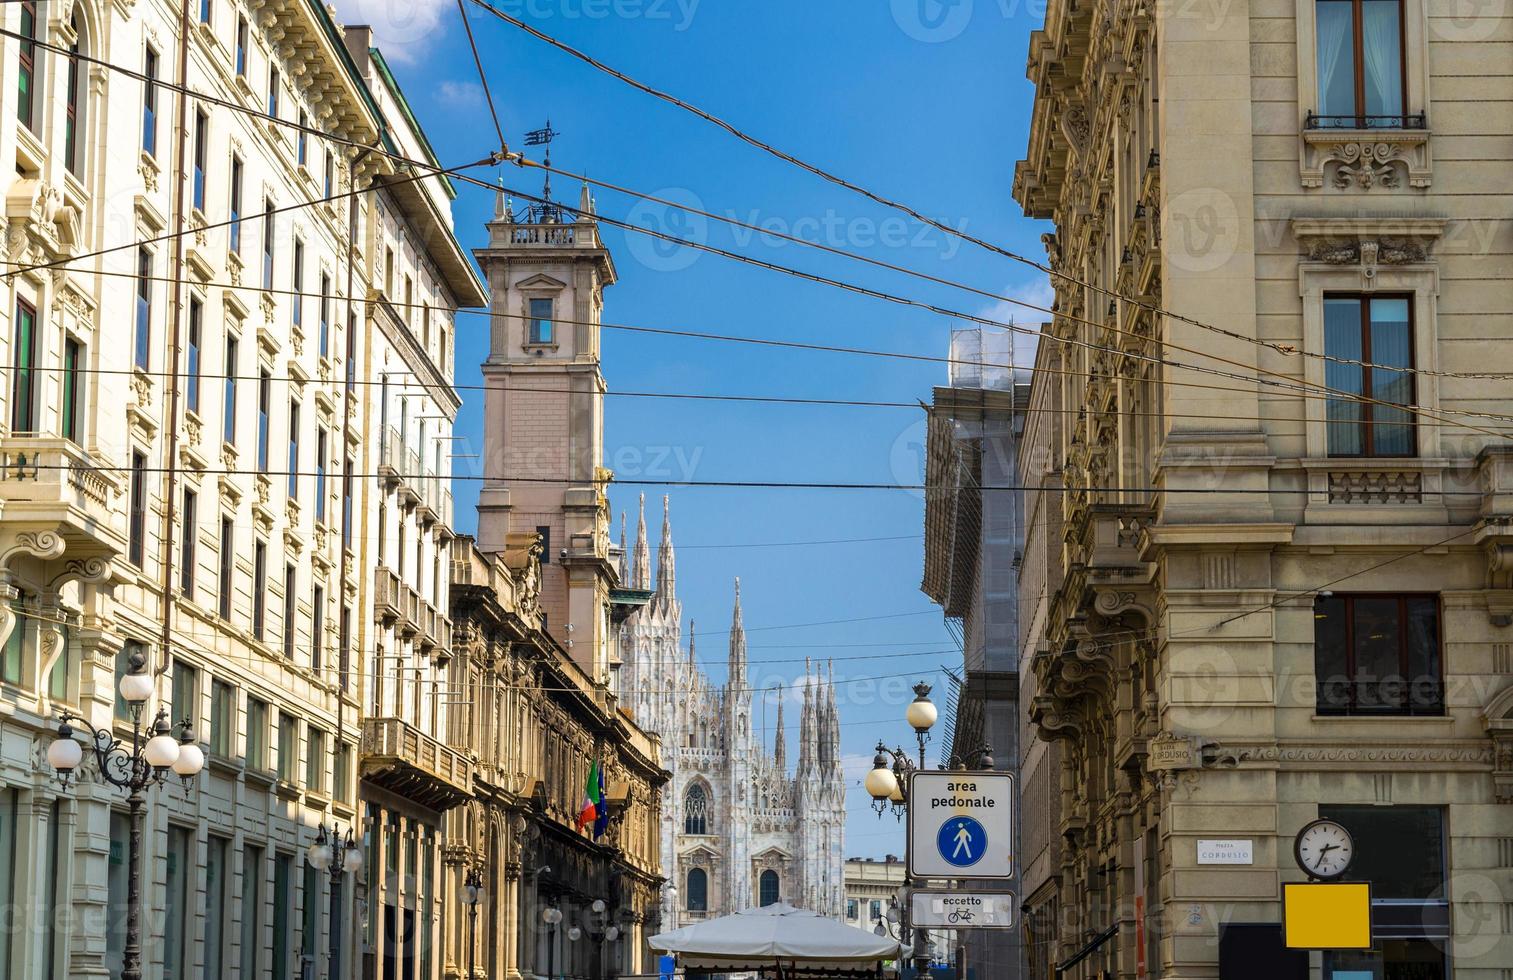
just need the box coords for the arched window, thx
[759,870,780,907]
[686,867,707,912]
[684,784,708,835]
[65,14,83,174]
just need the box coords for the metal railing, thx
[1305,111,1426,130]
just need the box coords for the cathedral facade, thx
[617,497,848,927]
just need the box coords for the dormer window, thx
[529,297,554,345]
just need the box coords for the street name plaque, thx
[909,889,1016,929]
[906,771,1014,879]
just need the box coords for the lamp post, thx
[864,682,937,980]
[543,904,563,980]
[45,649,204,980]
[584,897,622,980]
[306,821,362,980]
[462,867,485,978]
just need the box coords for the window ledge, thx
[1300,126,1432,190]
[1310,714,1452,723]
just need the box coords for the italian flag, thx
[576,760,603,833]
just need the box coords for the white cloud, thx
[974,276,1054,368]
[436,79,485,106]
[329,0,451,64]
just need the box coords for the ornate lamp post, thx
[307,821,364,878]
[462,867,485,978]
[45,649,204,980]
[864,682,937,980]
[543,904,563,980]
[584,897,622,980]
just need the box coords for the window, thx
[186,297,203,413]
[315,427,328,522]
[229,156,244,254]
[252,540,268,640]
[199,0,212,25]
[256,369,270,471]
[272,852,293,980]
[61,337,82,442]
[12,298,37,433]
[318,274,331,358]
[404,276,414,325]
[686,868,707,912]
[334,741,352,801]
[306,726,324,791]
[180,489,197,598]
[846,899,858,920]
[1321,805,1448,978]
[296,108,308,166]
[240,843,263,977]
[1325,295,1414,457]
[128,452,147,567]
[338,605,351,693]
[1314,594,1442,716]
[684,784,709,835]
[17,1,37,130]
[164,825,191,980]
[192,110,208,211]
[48,622,70,700]
[142,47,159,155]
[205,835,229,980]
[115,640,144,720]
[267,67,280,117]
[276,712,296,781]
[301,863,321,975]
[759,870,780,907]
[311,584,324,671]
[135,248,153,370]
[536,525,551,564]
[43,798,64,978]
[323,150,335,199]
[210,679,234,756]
[870,899,882,920]
[234,16,248,77]
[223,333,239,445]
[287,401,300,500]
[283,564,296,659]
[262,201,275,290]
[171,659,197,729]
[345,311,356,395]
[218,517,234,619]
[246,696,268,768]
[1315,0,1405,126]
[529,297,554,344]
[291,239,304,330]
[342,458,354,550]
[65,23,82,174]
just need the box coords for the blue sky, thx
[337,0,1051,857]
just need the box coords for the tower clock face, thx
[1294,819,1354,880]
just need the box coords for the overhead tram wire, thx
[455,0,510,156]
[8,27,1509,387]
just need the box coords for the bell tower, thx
[474,169,617,672]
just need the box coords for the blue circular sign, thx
[936,815,987,868]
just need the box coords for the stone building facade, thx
[1013,0,1513,975]
[617,497,848,926]
[0,2,479,978]
[446,536,666,980]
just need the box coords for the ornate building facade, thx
[616,496,847,926]
[1012,0,1513,975]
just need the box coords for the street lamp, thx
[46,649,204,980]
[307,821,364,877]
[543,904,563,980]
[586,897,622,980]
[863,682,937,980]
[462,867,485,979]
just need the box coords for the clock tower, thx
[474,181,618,673]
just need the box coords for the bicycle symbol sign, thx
[937,816,987,868]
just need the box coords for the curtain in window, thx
[1368,297,1413,454]
[1316,0,1355,117]
[1324,298,1365,455]
[1362,0,1404,117]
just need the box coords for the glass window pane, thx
[1404,597,1442,714]
[1313,595,1350,713]
[1321,805,1444,899]
[1369,297,1414,456]
[1362,0,1404,117]
[1324,298,1365,455]
[1351,597,1403,712]
[1316,0,1358,117]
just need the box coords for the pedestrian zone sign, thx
[906,771,1014,879]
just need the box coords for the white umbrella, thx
[650,903,902,973]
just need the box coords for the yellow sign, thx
[1283,883,1372,949]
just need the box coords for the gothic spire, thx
[632,494,650,589]
[728,578,747,685]
[773,685,787,770]
[655,495,676,601]
[798,657,815,773]
[618,510,627,583]
[688,620,697,663]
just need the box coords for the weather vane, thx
[523,120,564,222]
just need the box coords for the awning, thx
[650,903,902,973]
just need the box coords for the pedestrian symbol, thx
[936,815,986,868]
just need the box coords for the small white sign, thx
[906,771,1014,880]
[910,890,1016,929]
[1196,839,1254,865]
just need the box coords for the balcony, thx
[373,565,402,622]
[0,436,126,565]
[359,716,473,811]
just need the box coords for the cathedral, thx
[617,496,848,928]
